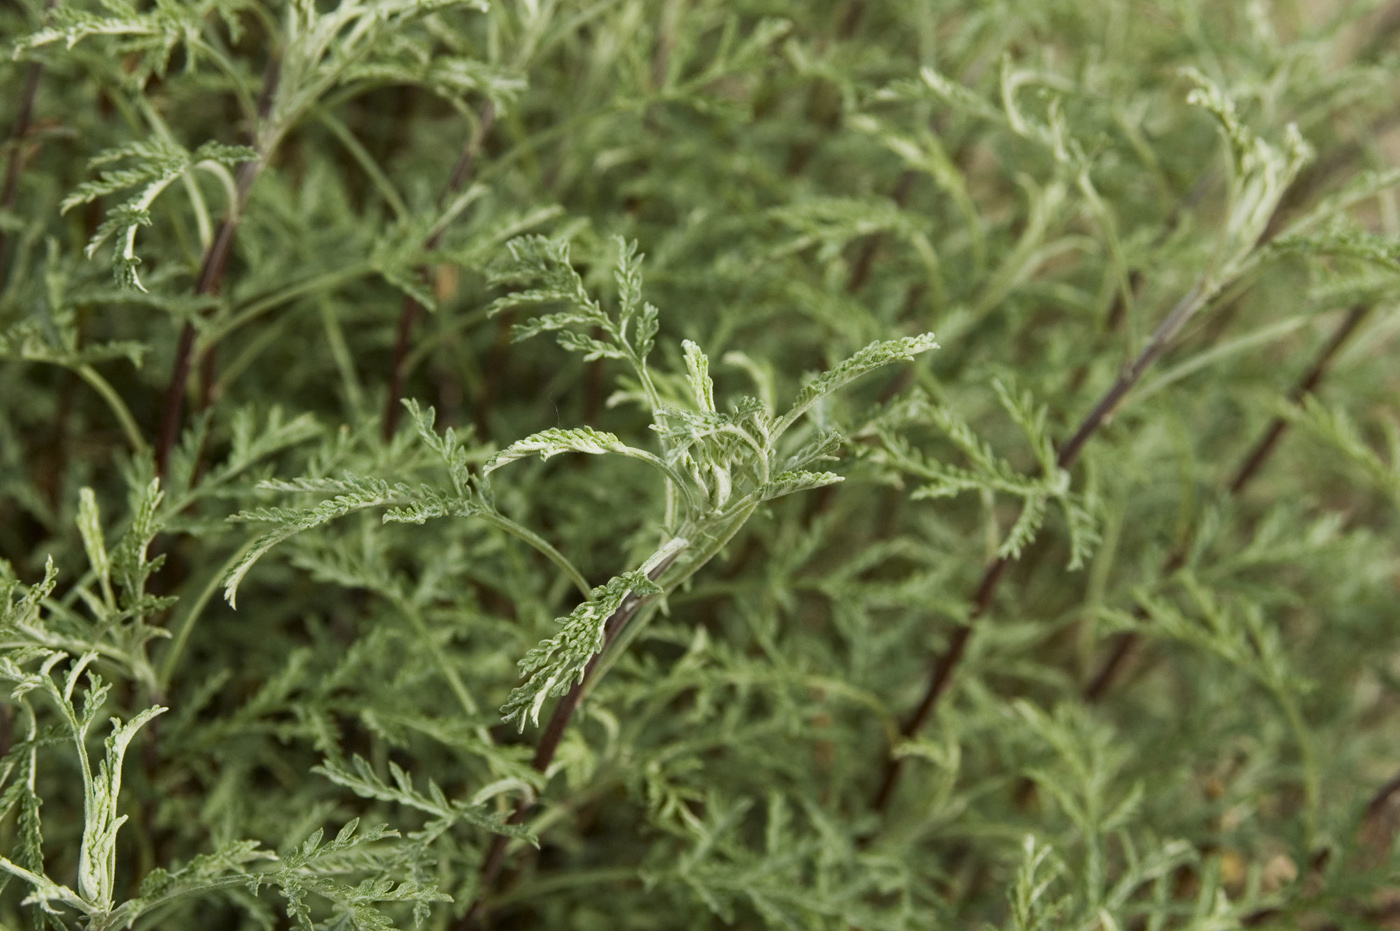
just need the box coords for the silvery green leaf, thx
[312,756,536,842]
[76,489,112,607]
[483,427,637,474]
[79,706,166,909]
[760,471,844,501]
[224,475,418,607]
[782,429,844,472]
[777,333,938,436]
[614,238,646,324]
[501,571,662,731]
[61,140,254,290]
[997,493,1047,561]
[991,378,1056,475]
[683,340,716,414]
[635,302,660,359]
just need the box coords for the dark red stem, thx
[155,58,280,477]
[872,276,1219,811]
[383,102,497,440]
[462,551,680,929]
[1084,303,1372,701]
[0,1,56,289]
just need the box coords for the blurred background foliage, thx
[1,0,1399,928]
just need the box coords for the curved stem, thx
[74,364,147,456]
[158,541,254,691]
[206,263,373,347]
[314,107,409,221]
[188,37,260,124]
[393,594,481,721]
[477,509,592,600]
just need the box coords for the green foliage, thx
[3,0,1400,928]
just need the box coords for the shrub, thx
[2,1,1399,928]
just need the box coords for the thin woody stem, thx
[1,0,64,291]
[1228,303,1371,493]
[1084,303,1372,702]
[0,18,50,290]
[383,101,497,440]
[871,557,1007,812]
[873,279,1212,813]
[1057,283,1206,469]
[462,550,681,929]
[1071,91,1399,700]
[155,58,281,478]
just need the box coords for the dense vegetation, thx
[2,1,1399,928]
